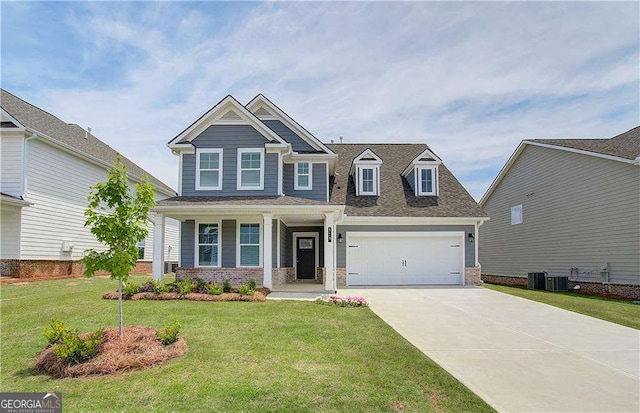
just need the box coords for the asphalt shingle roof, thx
[531,126,640,160]
[326,143,486,218]
[1,89,175,195]
[156,196,330,207]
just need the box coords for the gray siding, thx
[406,171,416,193]
[280,221,289,267]
[222,219,236,267]
[262,120,316,152]
[479,145,640,285]
[283,226,325,267]
[180,220,195,267]
[336,225,476,268]
[182,125,278,196]
[283,163,328,201]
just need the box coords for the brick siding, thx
[464,266,482,286]
[176,267,263,287]
[0,259,170,278]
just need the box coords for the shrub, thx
[194,278,208,294]
[53,329,103,365]
[207,282,223,295]
[156,319,181,345]
[222,279,232,293]
[238,281,255,296]
[123,282,140,297]
[175,278,194,296]
[139,279,159,293]
[43,319,77,346]
[154,283,172,294]
[247,279,257,290]
[315,295,368,307]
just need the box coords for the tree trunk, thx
[118,279,124,337]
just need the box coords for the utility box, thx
[545,276,569,292]
[527,272,547,290]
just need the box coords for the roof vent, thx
[339,136,343,144]
[85,127,91,140]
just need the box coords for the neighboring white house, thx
[0,89,179,278]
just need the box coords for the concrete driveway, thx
[340,286,639,413]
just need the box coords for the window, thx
[294,162,312,190]
[239,223,260,266]
[198,223,220,266]
[137,239,145,260]
[196,149,223,190]
[358,167,377,195]
[418,167,437,195]
[511,205,523,225]
[237,149,264,190]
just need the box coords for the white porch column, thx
[324,212,336,292]
[151,213,165,281]
[262,213,273,289]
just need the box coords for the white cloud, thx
[14,1,637,200]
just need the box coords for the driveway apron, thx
[340,286,640,413]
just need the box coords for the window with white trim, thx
[418,167,437,195]
[511,204,523,225]
[358,166,378,195]
[196,149,223,190]
[198,223,220,266]
[294,162,312,190]
[239,223,260,266]
[237,149,264,190]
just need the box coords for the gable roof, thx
[479,126,640,207]
[246,94,335,155]
[169,95,287,147]
[0,89,175,196]
[327,143,486,218]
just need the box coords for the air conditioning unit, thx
[545,276,569,292]
[527,272,547,290]
[164,262,178,274]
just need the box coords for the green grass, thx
[484,284,640,330]
[1,276,494,412]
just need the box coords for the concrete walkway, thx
[341,286,639,413]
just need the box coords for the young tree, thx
[82,156,156,337]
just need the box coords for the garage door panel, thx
[347,233,464,286]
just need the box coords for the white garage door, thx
[346,232,465,286]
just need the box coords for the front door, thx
[296,237,315,279]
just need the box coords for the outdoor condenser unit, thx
[527,272,547,290]
[545,276,569,292]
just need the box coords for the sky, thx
[2,1,638,201]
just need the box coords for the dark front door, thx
[296,237,315,279]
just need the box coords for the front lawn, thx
[484,284,640,330]
[1,276,494,412]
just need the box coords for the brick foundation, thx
[464,266,482,286]
[482,274,640,300]
[316,267,325,284]
[176,267,263,287]
[336,267,347,287]
[0,259,171,279]
[272,267,295,286]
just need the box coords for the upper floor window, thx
[418,167,437,196]
[511,204,523,225]
[196,149,223,190]
[359,167,377,195]
[351,148,382,196]
[237,148,264,190]
[294,162,312,190]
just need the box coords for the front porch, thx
[151,200,343,292]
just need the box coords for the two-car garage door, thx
[346,232,465,286]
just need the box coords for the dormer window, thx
[294,162,312,190]
[351,148,382,196]
[196,149,223,190]
[402,148,442,197]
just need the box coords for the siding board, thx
[181,220,195,267]
[0,135,24,196]
[262,120,316,152]
[222,219,236,267]
[283,163,327,201]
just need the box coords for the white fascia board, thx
[246,94,335,155]
[25,128,177,197]
[265,142,291,154]
[353,148,383,163]
[0,194,32,207]
[401,149,442,177]
[525,141,638,164]
[154,204,344,212]
[168,95,287,148]
[0,108,26,131]
[340,216,489,226]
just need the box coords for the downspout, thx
[22,131,39,198]
[475,219,486,268]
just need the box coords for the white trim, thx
[292,232,319,280]
[401,148,442,177]
[480,140,638,206]
[236,148,265,190]
[0,108,25,131]
[276,219,281,267]
[168,95,287,147]
[417,166,438,196]
[511,204,523,225]
[341,216,489,225]
[277,152,284,195]
[195,148,223,191]
[195,220,222,267]
[324,161,330,202]
[0,194,32,207]
[178,152,184,196]
[353,148,383,164]
[345,231,466,286]
[236,220,263,267]
[246,94,335,155]
[357,166,378,196]
[294,161,312,190]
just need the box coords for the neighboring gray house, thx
[479,127,640,299]
[0,89,180,278]
[152,94,487,290]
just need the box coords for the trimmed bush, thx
[238,281,255,296]
[123,282,140,297]
[53,329,104,365]
[222,279,232,293]
[156,319,181,346]
[207,282,223,295]
[43,319,77,346]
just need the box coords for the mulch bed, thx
[34,326,187,378]
[102,288,269,302]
